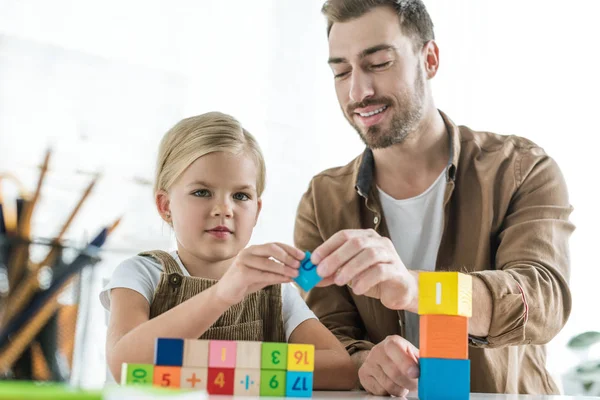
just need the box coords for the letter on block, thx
[419,358,470,400]
[154,338,184,366]
[236,341,262,369]
[260,370,286,396]
[420,315,468,359]
[287,344,315,372]
[293,251,322,291]
[153,366,181,388]
[209,340,236,368]
[234,368,261,396]
[286,371,313,398]
[180,367,207,390]
[183,339,209,367]
[261,342,288,370]
[121,363,153,386]
[207,368,235,395]
[418,272,472,317]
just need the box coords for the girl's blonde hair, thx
[154,111,266,196]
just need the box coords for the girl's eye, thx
[192,189,211,197]
[233,192,250,201]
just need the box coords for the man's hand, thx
[312,229,419,312]
[359,335,420,397]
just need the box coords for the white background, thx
[0,0,598,392]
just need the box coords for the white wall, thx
[0,0,598,392]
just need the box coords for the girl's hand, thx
[215,243,305,305]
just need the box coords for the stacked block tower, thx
[418,272,472,400]
[121,339,315,397]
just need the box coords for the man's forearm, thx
[350,350,370,390]
[468,275,492,337]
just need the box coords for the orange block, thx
[153,366,181,388]
[420,315,468,359]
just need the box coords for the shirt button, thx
[374,216,379,224]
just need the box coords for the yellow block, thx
[287,344,314,372]
[418,272,472,317]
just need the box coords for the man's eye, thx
[233,192,250,201]
[192,189,211,197]
[372,61,392,69]
[334,71,350,79]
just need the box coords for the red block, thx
[207,367,235,395]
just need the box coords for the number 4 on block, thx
[207,368,234,395]
[287,344,314,372]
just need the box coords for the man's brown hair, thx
[322,0,435,51]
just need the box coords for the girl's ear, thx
[254,198,262,226]
[155,190,172,224]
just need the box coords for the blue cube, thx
[418,358,470,400]
[154,337,184,366]
[293,251,322,292]
[286,371,313,397]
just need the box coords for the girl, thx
[100,112,357,389]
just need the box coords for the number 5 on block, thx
[287,344,314,372]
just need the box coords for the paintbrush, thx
[7,150,51,289]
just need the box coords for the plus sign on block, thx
[293,251,322,292]
[180,367,207,390]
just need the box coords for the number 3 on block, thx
[287,344,314,372]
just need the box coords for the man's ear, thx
[422,40,440,79]
[254,198,263,226]
[156,190,172,224]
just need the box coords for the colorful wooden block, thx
[418,272,472,317]
[287,344,315,372]
[234,368,261,396]
[236,340,262,369]
[207,367,235,395]
[293,251,322,291]
[209,340,236,368]
[260,370,286,396]
[180,367,207,390]
[286,371,313,397]
[420,315,468,359]
[154,338,184,366]
[261,342,288,370]
[153,366,181,388]
[183,339,209,367]
[418,358,470,400]
[121,363,154,386]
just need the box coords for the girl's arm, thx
[106,285,230,382]
[106,242,303,382]
[289,319,358,390]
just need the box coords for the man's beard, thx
[346,65,426,149]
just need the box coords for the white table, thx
[105,389,600,399]
[309,391,600,400]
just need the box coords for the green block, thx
[260,370,286,396]
[121,363,154,385]
[261,342,287,370]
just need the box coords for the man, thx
[293,0,574,396]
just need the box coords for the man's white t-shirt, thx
[99,251,316,341]
[377,169,447,348]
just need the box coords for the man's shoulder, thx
[458,125,546,156]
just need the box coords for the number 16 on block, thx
[287,344,314,372]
